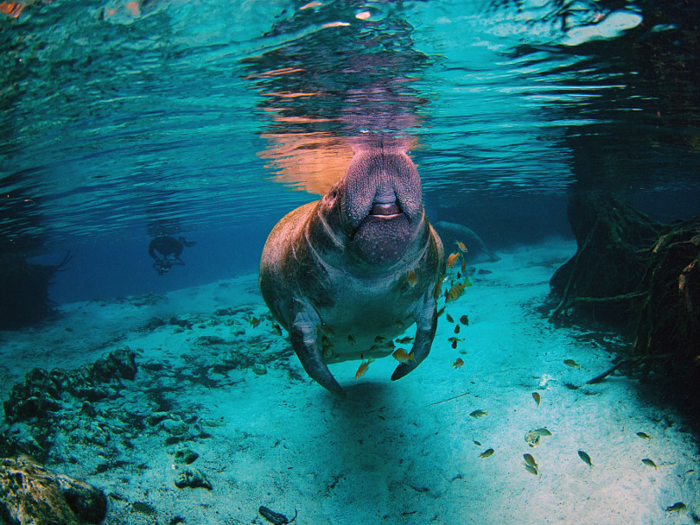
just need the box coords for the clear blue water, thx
[1,0,699,302]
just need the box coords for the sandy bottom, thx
[1,238,698,524]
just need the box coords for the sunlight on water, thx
[0,0,699,251]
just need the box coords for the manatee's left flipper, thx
[391,290,438,381]
[289,307,346,398]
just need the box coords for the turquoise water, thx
[2,0,698,302]
[2,2,700,523]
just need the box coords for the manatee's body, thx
[434,221,501,263]
[260,145,445,397]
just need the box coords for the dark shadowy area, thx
[0,252,71,330]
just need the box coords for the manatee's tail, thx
[290,328,346,398]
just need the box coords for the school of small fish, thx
[288,233,691,515]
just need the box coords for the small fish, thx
[347,334,356,344]
[445,284,467,303]
[434,280,443,300]
[271,323,282,336]
[451,340,458,349]
[461,259,466,273]
[636,432,651,440]
[392,348,416,364]
[642,458,657,469]
[564,359,581,369]
[525,428,552,447]
[354,359,374,380]
[396,336,413,344]
[249,317,260,328]
[523,454,537,467]
[374,335,386,343]
[405,270,417,288]
[446,312,454,323]
[447,252,460,268]
[578,450,593,468]
[452,358,464,369]
[437,306,446,317]
[470,409,488,418]
[454,325,460,334]
[478,448,494,459]
[447,337,464,343]
[459,315,469,326]
[523,454,538,475]
[455,240,468,253]
[665,502,686,513]
[473,440,482,446]
[532,392,541,407]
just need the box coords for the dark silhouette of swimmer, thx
[149,236,196,275]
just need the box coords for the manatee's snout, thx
[338,149,423,266]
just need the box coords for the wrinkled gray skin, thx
[259,146,445,397]
[434,221,501,263]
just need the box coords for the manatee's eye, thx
[326,188,338,204]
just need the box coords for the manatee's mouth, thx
[368,201,402,218]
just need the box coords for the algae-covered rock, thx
[171,446,199,465]
[0,455,107,524]
[173,465,212,490]
[3,348,138,423]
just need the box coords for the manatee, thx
[434,221,501,263]
[259,143,445,397]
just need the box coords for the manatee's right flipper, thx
[391,290,438,381]
[289,310,346,398]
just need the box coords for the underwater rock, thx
[3,348,138,423]
[197,335,227,345]
[251,364,267,376]
[173,465,212,490]
[2,368,64,422]
[168,316,193,329]
[171,447,199,465]
[144,317,166,331]
[159,417,189,436]
[0,455,107,524]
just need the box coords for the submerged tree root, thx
[550,189,700,391]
